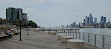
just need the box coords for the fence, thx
[45,28,111,49]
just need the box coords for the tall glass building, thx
[100,16,106,24]
[6,7,23,24]
[89,14,93,24]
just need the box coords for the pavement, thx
[0,30,101,49]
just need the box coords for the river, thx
[79,28,111,49]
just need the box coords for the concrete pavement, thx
[0,30,101,49]
[0,30,67,49]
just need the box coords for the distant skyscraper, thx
[104,17,106,24]
[71,22,76,27]
[94,18,97,24]
[85,16,88,26]
[79,22,80,27]
[87,17,90,24]
[100,16,106,24]
[89,14,93,24]
[85,16,90,26]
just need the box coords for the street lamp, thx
[19,10,22,41]
[27,17,29,35]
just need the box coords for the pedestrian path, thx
[0,30,101,49]
[0,30,67,49]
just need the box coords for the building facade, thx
[100,16,106,24]
[89,14,93,24]
[6,7,28,26]
[22,13,27,25]
[94,18,97,24]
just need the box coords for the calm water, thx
[80,28,111,36]
[79,28,111,49]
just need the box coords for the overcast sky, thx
[0,0,111,27]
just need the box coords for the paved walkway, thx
[0,30,101,49]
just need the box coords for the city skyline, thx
[0,0,111,27]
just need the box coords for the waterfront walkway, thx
[0,30,101,49]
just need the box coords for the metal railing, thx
[43,28,111,49]
[68,30,111,49]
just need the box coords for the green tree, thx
[28,20,38,28]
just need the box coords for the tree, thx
[28,20,38,28]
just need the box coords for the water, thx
[79,28,111,49]
[80,28,111,36]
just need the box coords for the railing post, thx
[68,30,70,36]
[62,29,63,34]
[88,33,90,43]
[94,34,97,46]
[70,29,71,36]
[59,29,61,34]
[64,30,65,34]
[102,35,105,49]
[83,32,85,40]
[73,30,74,38]
[76,30,77,38]
[79,32,80,39]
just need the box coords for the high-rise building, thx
[79,22,80,27]
[85,16,88,26]
[6,7,23,24]
[94,18,97,24]
[89,14,93,24]
[6,7,15,23]
[13,8,22,20]
[22,13,27,25]
[87,17,90,24]
[104,17,106,24]
[85,16,90,26]
[71,22,76,27]
[100,16,104,24]
[100,16,106,24]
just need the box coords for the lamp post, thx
[19,10,22,41]
[27,17,29,35]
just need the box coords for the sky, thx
[0,0,111,27]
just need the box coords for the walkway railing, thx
[41,28,111,49]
